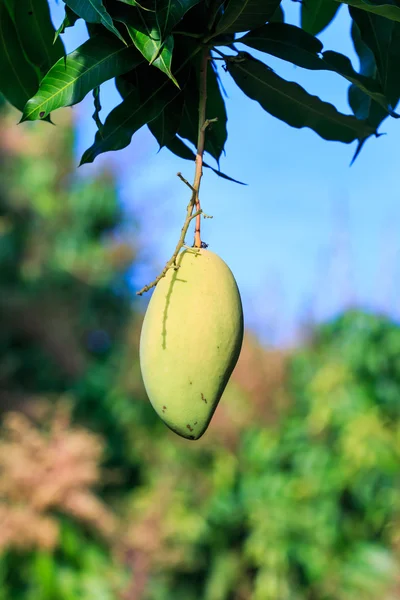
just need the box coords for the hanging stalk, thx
[136,45,212,296]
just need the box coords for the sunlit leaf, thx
[112,2,178,84]
[21,34,142,121]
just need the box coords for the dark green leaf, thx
[164,136,246,183]
[301,0,340,36]
[238,23,392,112]
[14,0,65,76]
[112,3,178,84]
[0,3,39,111]
[349,6,400,107]
[338,0,400,22]
[348,21,389,161]
[117,0,155,7]
[349,80,387,131]
[227,53,375,143]
[92,86,103,134]
[211,33,236,46]
[148,93,184,147]
[351,18,375,79]
[270,4,285,22]
[178,61,227,163]
[204,62,227,162]
[156,0,202,38]
[65,0,127,44]
[21,34,142,121]
[215,0,281,35]
[80,65,181,164]
[55,5,80,40]
[239,22,323,61]
[3,0,16,20]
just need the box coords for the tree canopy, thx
[1,0,400,172]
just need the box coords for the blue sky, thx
[48,1,400,345]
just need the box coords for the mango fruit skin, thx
[139,249,244,440]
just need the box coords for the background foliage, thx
[0,103,400,598]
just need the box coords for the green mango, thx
[139,249,244,440]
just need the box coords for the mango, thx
[139,249,244,440]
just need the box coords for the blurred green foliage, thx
[0,104,399,599]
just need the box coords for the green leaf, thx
[238,23,392,113]
[164,136,246,184]
[92,86,103,134]
[116,0,154,8]
[80,65,181,164]
[55,5,80,40]
[349,86,387,161]
[301,0,340,36]
[351,19,376,80]
[203,62,227,162]
[215,0,281,35]
[348,21,389,161]
[0,2,39,111]
[65,0,127,44]
[177,61,227,163]
[338,0,400,22]
[3,0,16,20]
[148,93,184,147]
[227,53,375,143]
[14,0,65,76]
[156,0,202,38]
[112,3,178,84]
[21,34,142,121]
[349,7,400,107]
[270,4,285,22]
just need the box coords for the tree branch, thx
[136,45,211,295]
[193,46,209,248]
[136,207,202,296]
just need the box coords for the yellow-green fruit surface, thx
[139,249,244,440]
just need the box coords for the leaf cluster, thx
[1,0,400,172]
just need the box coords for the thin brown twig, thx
[136,45,211,295]
[135,208,202,296]
[177,171,195,192]
[193,46,209,248]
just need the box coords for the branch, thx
[136,46,211,295]
[136,208,202,296]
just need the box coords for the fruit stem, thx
[136,207,202,296]
[193,45,209,248]
[135,46,212,295]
